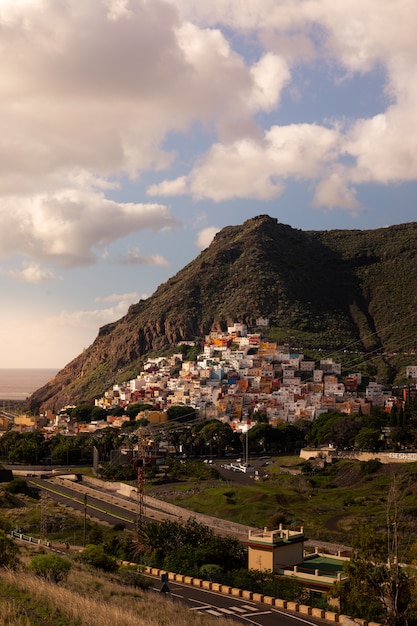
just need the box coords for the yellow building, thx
[13,414,36,428]
[246,525,305,572]
[136,410,168,424]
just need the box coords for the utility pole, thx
[135,428,147,529]
[83,493,87,547]
[40,492,47,540]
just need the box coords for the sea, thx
[0,368,59,402]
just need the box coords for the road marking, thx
[230,606,246,612]
[241,605,258,611]
[245,611,272,617]
[207,609,226,616]
[190,605,212,611]
[272,608,322,626]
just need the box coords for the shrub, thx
[4,478,31,495]
[28,553,71,584]
[199,564,223,581]
[0,531,19,568]
[78,544,118,572]
[118,566,153,589]
[360,459,381,475]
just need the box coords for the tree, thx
[5,431,46,464]
[246,423,283,453]
[167,405,197,424]
[125,403,153,420]
[310,411,361,448]
[199,420,233,456]
[355,427,382,450]
[28,553,71,584]
[91,406,107,421]
[87,522,104,545]
[51,436,83,464]
[71,403,94,423]
[340,481,417,625]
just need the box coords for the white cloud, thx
[148,176,187,197]
[0,0,415,241]
[95,292,143,303]
[0,190,179,269]
[117,247,169,266]
[0,262,61,284]
[163,0,417,205]
[0,0,289,190]
[48,295,141,330]
[150,123,341,202]
[313,171,361,211]
[195,227,220,250]
[248,53,290,112]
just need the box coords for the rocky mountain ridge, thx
[28,215,417,412]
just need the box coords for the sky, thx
[0,0,416,369]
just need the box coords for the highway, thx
[28,477,139,529]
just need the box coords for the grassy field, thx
[147,457,417,554]
[0,548,237,626]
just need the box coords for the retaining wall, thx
[82,475,252,538]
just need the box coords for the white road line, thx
[271,608,322,626]
[244,611,272,617]
[190,605,212,611]
[241,605,259,611]
[217,608,235,614]
[230,606,246,612]
[206,609,225,616]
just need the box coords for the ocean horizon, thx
[0,368,59,402]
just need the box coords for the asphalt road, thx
[28,477,139,529]
[148,575,326,626]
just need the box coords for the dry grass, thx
[0,566,237,626]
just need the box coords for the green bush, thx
[360,459,382,475]
[199,563,223,581]
[28,553,71,583]
[5,478,31,495]
[77,544,118,572]
[0,531,19,568]
[118,565,153,589]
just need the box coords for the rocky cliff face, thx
[28,215,417,412]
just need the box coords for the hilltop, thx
[28,215,417,412]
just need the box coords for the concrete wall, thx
[300,449,417,464]
[82,475,253,539]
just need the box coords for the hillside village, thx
[11,321,417,439]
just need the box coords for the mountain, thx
[28,215,417,412]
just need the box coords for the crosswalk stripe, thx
[206,609,224,616]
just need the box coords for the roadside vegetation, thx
[0,557,235,626]
[2,461,417,623]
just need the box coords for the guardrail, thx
[121,562,381,626]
